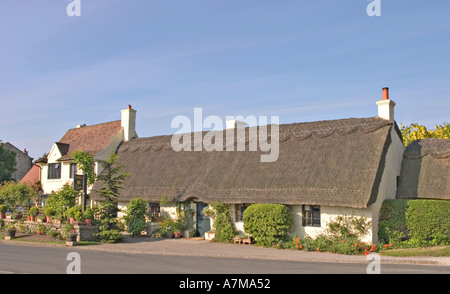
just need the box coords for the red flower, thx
[341,239,344,243]
[383,244,387,248]
[354,243,358,247]
[37,230,42,235]
[300,245,303,249]
[389,243,393,247]
[364,252,369,255]
[276,244,279,247]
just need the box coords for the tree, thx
[94,150,129,243]
[0,181,36,213]
[400,123,449,146]
[72,150,96,186]
[0,141,16,183]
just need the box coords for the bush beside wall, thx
[243,203,292,246]
[379,199,450,246]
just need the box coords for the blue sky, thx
[1,0,449,159]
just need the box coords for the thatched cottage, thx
[396,138,450,200]
[92,88,406,243]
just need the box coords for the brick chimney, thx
[121,105,137,141]
[376,87,396,122]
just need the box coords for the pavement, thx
[2,235,450,267]
[66,236,450,267]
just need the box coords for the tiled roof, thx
[56,120,122,161]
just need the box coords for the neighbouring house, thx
[38,105,137,200]
[2,142,34,182]
[396,138,450,200]
[91,88,406,244]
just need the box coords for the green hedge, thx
[243,204,292,246]
[379,199,450,245]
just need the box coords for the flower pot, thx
[30,216,35,222]
[174,232,182,238]
[0,213,5,219]
[69,217,76,224]
[46,216,52,223]
[84,218,92,225]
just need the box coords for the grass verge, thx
[379,245,450,257]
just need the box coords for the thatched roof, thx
[92,117,396,208]
[396,139,450,200]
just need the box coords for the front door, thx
[196,202,211,238]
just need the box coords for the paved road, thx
[0,243,449,275]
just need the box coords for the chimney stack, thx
[376,87,396,122]
[121,105,137,141]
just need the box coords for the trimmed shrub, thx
[406,200,450,244]
[243,203,292,246]
[378,199,450,246]
[124,198,148,237]
[378,199,409,244]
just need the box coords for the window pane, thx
[48,163,61,179]
[70,163,77,178]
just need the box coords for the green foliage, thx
[378,199,409,244]
[125,198,148,237]
[72,150,96,186]
[95,201,124,243]
[94,150,129,202]
[83,206,94,219]
[400,122,449,146]
[28,206,39,217]
[243,203,292,246]
[379,199,450,246]
[0,204,7,213]
[272,216,376,255]
[0,181,36,213]
[43,205,56,217]
[44,184,79,220]
[0,142,16,183]
[406,200,450,244]
[208,202,236,243]
[68,205,83,221]
[176,202,195,236]
[93,151,128,243]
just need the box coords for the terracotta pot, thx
[46,216,52,223]
[84,219,92,225]
[69,217,76,224]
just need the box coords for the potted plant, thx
[28,206,39,222]
[83,207,94,225]
[67,206,82,224]
[5,223,16,239]
[0,205,7,219]
[173,220,184,238]
[43,205,55,223]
